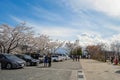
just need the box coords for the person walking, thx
[114,56,118,65]
[110,56,114,64]
[43,54,48,67]
[48,53,52,67]
[75,55,78,61]
[77,55,80,61]
[72,55,75,61]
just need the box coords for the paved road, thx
[0,60,82,80]
[81,59,120,80]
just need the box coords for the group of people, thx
[72,55,80,61]
[43,53,52,67]
[109,56,120,65]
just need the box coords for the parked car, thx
[15,54,39,66]
[30,54,43,63]
[0,62,1,69]
[54,54,69,61]
[65,55,70,60]
[62,54,70,60]
[30,53,40,59]
[0,53,26,69]
[52,55,63,62]
[39,55,44,63]
[25,53,43,63]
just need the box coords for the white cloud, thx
[67,0,120,17]
[10,16,79,40]
[108,25,120,32]
[109,34,120,42]
[10,16,120,47]
[33,25,78,38]
[10,15,23,23]
[32,6,64,21]
[77,32,104,46]
[77,32,120,48]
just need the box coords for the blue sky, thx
[1,0,120,44]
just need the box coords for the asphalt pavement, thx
[0,60,82,80]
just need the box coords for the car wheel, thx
[0,63,1,69]
[6,63,12,69]
[36,62,39,66]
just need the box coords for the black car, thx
[15,54,39,66]
[0,53,26,69]
[30,54,43,63]
[25,53,43,63]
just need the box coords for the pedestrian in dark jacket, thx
[43,54,48,67]
[48,53,52,67]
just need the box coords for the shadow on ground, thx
[0,68,24,70]
[115,70,120,74]
[37,66,51,68]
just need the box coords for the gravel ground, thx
[0,60,82,80]
[80,59,120,80]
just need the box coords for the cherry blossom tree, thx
[35,34,51,54]
[0,23,33,53]
[48,40,64,54]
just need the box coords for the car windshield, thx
[24,55,33,59]
[5,54,21,60]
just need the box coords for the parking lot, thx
[0,60,82,80]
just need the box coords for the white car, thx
[66,55,70,60]
[52,55,63,62]
[61,54,70,60]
